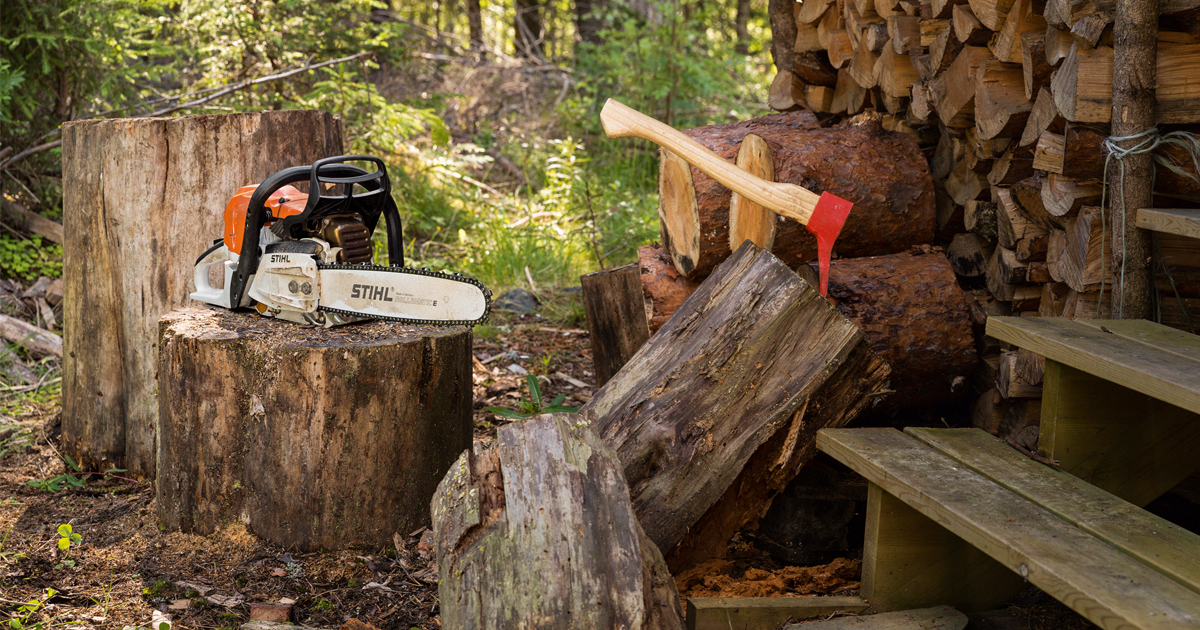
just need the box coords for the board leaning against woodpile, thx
[756,0,1200,440]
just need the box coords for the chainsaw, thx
[191,155,491,327]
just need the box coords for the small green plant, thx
[486,375,580,419]
[8,588,56,630]
[54,524,81,569]
[142,579,171,597]
[27,451,133,493]
[286,562,305,578]
[312,599,334,613]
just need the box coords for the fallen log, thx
[584,242,889,563]
[432,414,684,630]
[659,116,935,280]
[657,111,820,279]
[796,248,977,412]
[0,314,62,358]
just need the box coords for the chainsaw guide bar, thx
[314,262,493,327]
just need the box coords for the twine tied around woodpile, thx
[1099,127,1199,330]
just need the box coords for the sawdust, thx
[675,557,861,599]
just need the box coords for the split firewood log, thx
[584,242,890,569]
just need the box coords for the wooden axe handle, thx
[600,98,821,225]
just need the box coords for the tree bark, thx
[61,110,343,479]
[638,244,699,333]
[156,308,473,551]
[584,242,889,557]
[796,248,978,413]
[660,117,936,281]
[581,263,651,386]
[467,0,485,54]
[433,414,684,630]
[514,0,545,59]
[736,0,753,53]
[575,0,606,46]
[769,0,798,76]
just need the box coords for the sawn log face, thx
[583,242,880,554]
[432,414,684,630]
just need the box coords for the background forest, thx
[0,0,775,291]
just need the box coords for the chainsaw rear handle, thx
[229,156,405,309]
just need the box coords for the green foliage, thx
[54,523,82,569]
[142,579,171,597]
[486,374,580,419]
[0,59,25,124]
[0,235,62,281]
[8,588,57,630]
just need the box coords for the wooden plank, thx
[1039,360,1200,507]
[1072,318,1200,363]
[907,427,1200,597]
[781,606,967,629]
[1137,208,1200,240]
[686,596,868,630]
[816,427,1200,630]
[985,316,1200,414]
[861,484,1025,614]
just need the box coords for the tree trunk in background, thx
[736,0,752,54]
[60,110,343,480]
[768,0,797,73]
[1107,0,1158,318]
[468,0,484,55]
[575,0,606,46]
[514,0,545,59]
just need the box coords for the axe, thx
[599,98,853,296]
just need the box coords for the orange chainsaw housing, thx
[223,184,309,255]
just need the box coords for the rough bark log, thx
[432,414,684,630]
[657,112,820,279]
[581,264,651,386]
[157,308,472,550]
[583,242,888,559]
[62,110,343,478]
[638,244,699,333]
[0,314,61,358]
[796,248,977,412]
[660,118,935,281]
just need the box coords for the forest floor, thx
[1,291,1096,630]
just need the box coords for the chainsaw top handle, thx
[228,155,405,309]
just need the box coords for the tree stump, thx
[62,110,343,478]
[157,307,473,551]
[580,263,651,386]
[432,414,684,630]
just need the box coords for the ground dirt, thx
[0,304,1104,630]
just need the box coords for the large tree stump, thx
[432,414,684,630]
[660,116,936,281]
[583,242,890,560]
[62,111,343,478]
[157,308,473,551]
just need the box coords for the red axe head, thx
[805,192,853,297]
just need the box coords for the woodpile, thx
[758,0,1200,444]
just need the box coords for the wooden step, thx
[1137,208,1200,240]
[985,317,1200,414]
[907,427,1200,597]
[816,427,1200,629]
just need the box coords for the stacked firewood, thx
[765,0,1200,429]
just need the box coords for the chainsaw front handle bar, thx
[229,156,405,309]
